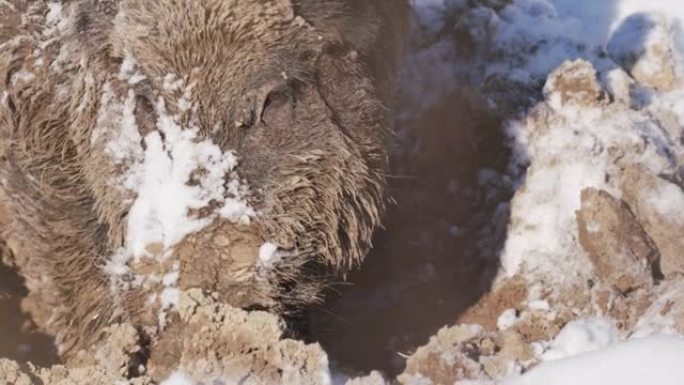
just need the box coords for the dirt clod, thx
[576,188,659,294]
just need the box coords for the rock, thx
[608,13,678,91]
[543,59,605,110]
[576,188,659,293]
[601,68,635,105]
[621,164,684,278]
[481,330,533,379]
[0,360,34,385]
[148,289,331,384]
[398,325,490,385]
[512,308,572,343]
[458,278,528,331]
[634,280,684,336]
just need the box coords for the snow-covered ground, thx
[405,0,684,384]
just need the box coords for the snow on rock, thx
[607,12,678,91]
[160,371,193,385]
[576,188,658,294]
[499,55,682,282]
[621,164,684,277]
[632,280,684,338]
[398,1,684,384]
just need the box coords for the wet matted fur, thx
[0,0,408,358]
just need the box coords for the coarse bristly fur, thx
[0,0,408,359]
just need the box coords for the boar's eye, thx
[260,86,294,126]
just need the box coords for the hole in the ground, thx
[0,263,59,366]
[306,88,513,376]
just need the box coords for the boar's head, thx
[103,0,401,308]
[0,0,406,356]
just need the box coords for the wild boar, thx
[0,0,408,358]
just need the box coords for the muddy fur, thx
[0,0,408,358]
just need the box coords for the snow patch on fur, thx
[102,58,255,324]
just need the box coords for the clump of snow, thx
[122,96,248,258]
[258,242,281,267]
[160,371,193,385]
[644,181,684,224]
[44,2,69,33]
[118,54,147,85]
[527,300,549,311]
[505,336,684,385]
[541,318,620,361]
[497,309,519,330]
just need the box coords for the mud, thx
[0,265,58,367]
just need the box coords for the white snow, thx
[645,181,684,224]
[540,318,620,361]
[44,2,62,24]
[258,242,281,266]
[123,101,237,258]
[491,0,684,277]
[505,336,684,385]
[160,371,194,385]
[100,58,256,324]
[497,309,519,330]
[118,54,147,85]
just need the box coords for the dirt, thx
[0,265,58,368]
[0,290,333,384]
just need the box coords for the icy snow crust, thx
[506,336,684,385]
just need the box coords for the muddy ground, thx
[0,264,58,367]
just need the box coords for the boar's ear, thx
[292,0,381,54]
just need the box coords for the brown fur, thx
[0,0,408,357]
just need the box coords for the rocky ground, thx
[4,0,684,384]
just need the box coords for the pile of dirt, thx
[1,289,334,385]
[392,33,684,382]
